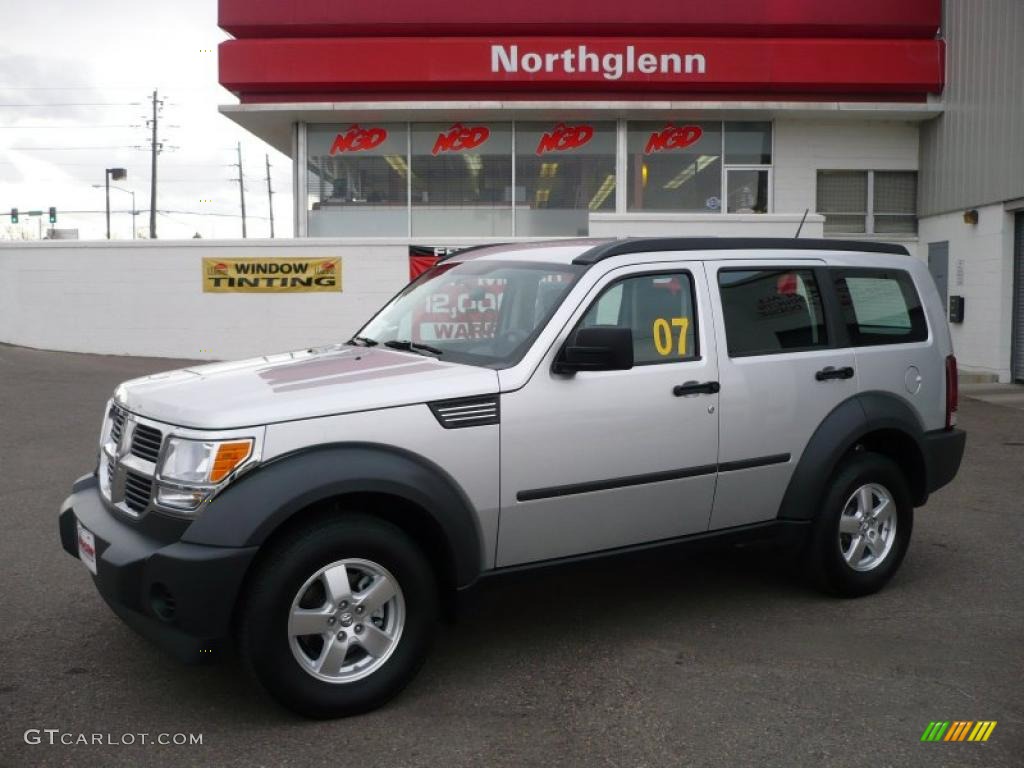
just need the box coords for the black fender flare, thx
[777,391,927,521]
[180,443,484,588]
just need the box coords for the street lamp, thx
[103,168,127,240]
[93,182,136,239]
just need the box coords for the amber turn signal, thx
[210,440,253,482]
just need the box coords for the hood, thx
[114,345,499,429]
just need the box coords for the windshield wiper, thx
[383,339,444,356]
[348,335,379,347]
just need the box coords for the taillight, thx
[945,355,958,430]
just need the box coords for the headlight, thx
[156,437,255,512]
[159,437,254,485]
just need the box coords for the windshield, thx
[356,260,584,368]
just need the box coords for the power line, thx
[8,208,270,220]
[0,125,140,129]
[160,209,270,220]
[0,102,142,108]
[5,146,141,150]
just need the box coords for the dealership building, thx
[3,1,1022,380]
[215,0,1024,383]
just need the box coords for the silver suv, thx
[59,238,966,717]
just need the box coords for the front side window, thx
[577,272,698,364]
[718,269,828,357]
[833,269,928,345]
[358,260,583,368]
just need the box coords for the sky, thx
[0,0,293,240]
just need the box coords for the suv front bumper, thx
[58,474,258,662]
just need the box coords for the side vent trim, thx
[429,396,500,429]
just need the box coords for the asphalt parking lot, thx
[1,342,1021,768]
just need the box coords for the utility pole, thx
[265,154,275,238]
[146,90,163,239]
[235,142,247,238]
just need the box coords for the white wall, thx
[917,203,1015,382]
[0,239,487,360]
[773,118,920,213]
[773,118,921,261]
[588,212,824,238]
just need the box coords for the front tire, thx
[806,452,914,597]
[238,513,438,718]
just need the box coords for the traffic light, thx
[48,207,56,224]
[9,208,17,224]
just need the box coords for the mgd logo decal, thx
[536,123,593,155]
[644,124,703,154]
[330,125,388,154]
[432,123,491,155]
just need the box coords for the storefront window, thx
[627,121,772,214]
[724,121,772,164]
[726,169,769,213]
[303,120,777,236]
[514,122,616,236]
[627,121,723,212]
[410,123,513,237]
[307,123,409,237]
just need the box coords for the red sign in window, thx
[432,123,491,155]
[329,125,388,154]
[535,123,594,155]
[644,124,703,154]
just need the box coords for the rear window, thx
[718,268,829,357]
[833,269,928,346]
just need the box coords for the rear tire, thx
[238,513,438,718]
[806,452,913,597]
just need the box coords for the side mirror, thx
[553,326,634,374]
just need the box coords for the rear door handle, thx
[815,366,855,382]
[673,380,721,396]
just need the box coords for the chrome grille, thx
[109,406,126,445]
[123,471,153,513]
[429,396,500,429]
[130,423,163,463]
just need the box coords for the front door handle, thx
[815,366,855,382]
[673,380,720,396]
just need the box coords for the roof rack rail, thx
[572,237,909,266]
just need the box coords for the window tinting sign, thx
[202,258,342,293]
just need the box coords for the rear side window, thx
[718,268,828,357]
[578,272,698,364]
[833,269,928,346]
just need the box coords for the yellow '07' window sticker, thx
[652,317,690,356]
